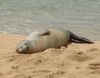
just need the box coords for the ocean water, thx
[0,0,100,40]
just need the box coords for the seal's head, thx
[16,40,31,54]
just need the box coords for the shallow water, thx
[0,0,100,40]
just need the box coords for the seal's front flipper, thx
[37,28,50,36]
[40,30,50,36]
[41,31,50,36]
[69,31,93,44]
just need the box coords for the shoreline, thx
[0,33,100,78]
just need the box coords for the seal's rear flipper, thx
[69,31,94,44]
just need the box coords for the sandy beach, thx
[0,33,100,78]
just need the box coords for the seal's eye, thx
[24,43,27,45]
[20,46,23,49]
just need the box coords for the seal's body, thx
[30,28,70,53]
[16,28,93,54]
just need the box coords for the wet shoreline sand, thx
[0,33,100,78]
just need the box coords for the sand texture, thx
[0,33,100,78]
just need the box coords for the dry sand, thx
[0,33,100,78]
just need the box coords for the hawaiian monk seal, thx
[16,27,93,54]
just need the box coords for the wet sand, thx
[0,33,100,78]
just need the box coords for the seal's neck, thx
[26,40,35,53]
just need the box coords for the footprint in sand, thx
[11,64,19,69]
[88,62,100,74]
[45,70,65,78]
[68,51,92,62]
[32,70,51,73]
[12,70,51,78]
[29,70,52,78]
[87,48,98,52]
[0,72,2,76]
[0,72,4,78]
[4,54,16,62]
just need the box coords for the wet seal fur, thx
[16,27,93,54]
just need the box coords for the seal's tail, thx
[69,31,94,44]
